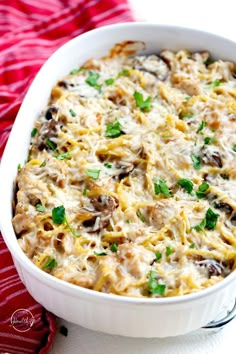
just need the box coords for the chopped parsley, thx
[185,96,191,101]
[133,91,152,112]
[166,246,173,257]
[111,243,118,253]
[118,69,129,77]
[70,67,86,75]
[191,154,201,170]
[196,182,209,199]
[52,205,80,237]
[46,138,57,150]
[148,271,166,296]
[197,121,207,133]
[177,178,193,194]
[125,219,130,223]
[85,169,101,180]
[31,128,37,137]
[154,178,171,197]
[155,252,162,261]
[204,137,217,145]
[136,209,145,223]
[82,187,87,196]
[85,71,101,91]
[36,204,46,213]
[94,251,107,256]
[105,120,122,138]
[40,160,47,167]
[209,79,222,88]
[191,208,219,233]
[179,112,193,120]
[189,243,195,249]
[55,152,72,160]
[69,108,76,117]
[105,78,115,86]
[233,144,236,152]
[17,163,21,171]
[43,257,57,269]
[104,162,112,168]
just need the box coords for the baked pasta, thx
[13,41,236,298]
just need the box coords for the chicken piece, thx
[147,199,178,230]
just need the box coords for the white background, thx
[51,1,236,352]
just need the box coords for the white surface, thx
[51,1,236,352]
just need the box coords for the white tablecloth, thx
[51,1,236,352]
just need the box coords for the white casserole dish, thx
[0,23,236,338]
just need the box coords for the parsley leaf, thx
[133,91,152,112]
[85,71,101,91]
[179,112,193,120]
[148,271,166,296]
[85,169,100,180]
[36,204,46,213]
[197,121,207,133]
[46,138,57,150]
[204,137,217,145]
[136,209,145,223]
[105,120,122,138]
[70,68,86,75]
[43,257,57,269]
[196,182,209,199]
[17,163,21,171]
[69,108,76,117]
[189,243,195,249]
[94,251,107,256]
[111,243,118,253]
[191,154,201,170]
[233,144,236,152]
[191,218,206,234]
[205,208,219,230]
[82,187,87,196]
[154,178,171,197]
[105,78,115,86]
[104,162,112,168]
[209,79,222,88]
[55,152,72,160]
[177,178,193,194]
[155,252,162,261]
[52,205,65,224]
[31,128,37,137]
[118,69,130,77]
[166,246,173,257]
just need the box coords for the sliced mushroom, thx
[196,259,223,277]
[81,195,119,232]
[45,106,58,120]
[201,147,223,168]
[214,202,233,215]
[110,162,134,180]
[38,118,60,151]
[131,55,169,81]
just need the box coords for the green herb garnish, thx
[179,112,193,120]
[40,160,47,167]
[82,187,87,196]
[189,243,195,249]
[105,120,122,138]
[133,91,152,112]
[55,152,72,160]
[118,69,130,77]
[125,219,130,223]
[204,137,217,145]
[196,182,209,199]
[166,246,173,257]
[85,169,101,180]
[36,204,46,213]
[31,128,37,137]
[209,79,222,88]
[191,218,206,234]
[111,243,118,253]
[185,96,191,101]
[233,144,236,152]
[94,251,107,256]
[69,108,76,117]
[136,209,145,223]
[191,154,201,170]
[104,162,112,168]
[148,271,166,296]
[46,138,57,150]
[70,68,86,75]
[43,257,57,269]
[17,163,21,171]
[154,178,171,197]
[205,208,219,230]
[52,205,80,237]
[177,178,193,194]
[197,121,207,133]
[155,252,162,261]
[85,71,101,91]
[105,78,115,86]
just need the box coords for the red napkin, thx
[0,1,134,353]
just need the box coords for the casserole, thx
[0,23,236,337]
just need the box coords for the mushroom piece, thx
[200,146,223,168]
[131,54,169,81]
[82,195,119,232]
[214,202,233,215]
[196,259,224,277]
[45,106,58,120]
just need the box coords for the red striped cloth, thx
[0,1,134,353]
